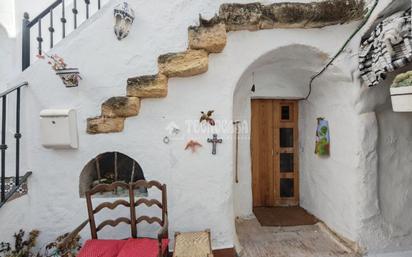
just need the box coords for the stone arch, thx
[233,44,331,100]
[79,151,146,197]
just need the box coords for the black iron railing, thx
[22,0,102,71]
[0,82,32,208]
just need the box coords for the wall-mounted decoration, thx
[200,110,215,126]
[185,140,202,153]
[37,54,81,87]
[315,118,329,157]
[163,136,170,144]
[207,134,222,155]
[390,70,412,112]
[359,8,411,87]
[114,2,135,40]
[40,109,79,149]
[166,122,181,136]
[55,68,81,87]
[251,72,256,92]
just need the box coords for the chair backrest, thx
[130,180,168,238]
[85,180,167,239]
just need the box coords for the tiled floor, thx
[236,218,360,257]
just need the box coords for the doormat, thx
[253,207,319,227]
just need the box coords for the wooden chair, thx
[59,180,169,257]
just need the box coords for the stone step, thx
[127,74,168,98]
[188,16,227,53]
[158,49,209,78]
[101,96,140,118]
[87,116,125,134]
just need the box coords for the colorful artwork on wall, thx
[315,118,330,157]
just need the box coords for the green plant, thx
[391,71,412,88]
[0,230,81,257]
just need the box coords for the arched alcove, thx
[233,44,331,216]
[232,44,360,240]
[79,152,146,197]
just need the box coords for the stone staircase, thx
[87,0,365,134]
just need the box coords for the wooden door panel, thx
[251,100,274,207]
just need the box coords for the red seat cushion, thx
[77,239,127,257]
[116,238,169,257]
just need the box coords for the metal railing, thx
[0,82,32,208]
[22,0,102,71]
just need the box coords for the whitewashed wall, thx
[0,25,17,89]
[353,63,412,255]
[0,0,16,37]
[0,0,411,256]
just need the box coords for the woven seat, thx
[173,230,213,257]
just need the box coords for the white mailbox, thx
[40,109,78,149]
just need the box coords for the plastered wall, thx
[0,0,411,255]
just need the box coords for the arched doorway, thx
[233,44,333,217]
[232,44,359,256]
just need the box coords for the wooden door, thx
[251,99,299,207]
[251,99,274,207]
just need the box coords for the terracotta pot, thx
[55,68,81,87]
[390,86,412,112]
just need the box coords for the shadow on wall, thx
[79,151,147,198]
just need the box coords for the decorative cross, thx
[207,134,222,155]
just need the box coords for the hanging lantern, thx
[251,72,256,92]
[113,2,135,40]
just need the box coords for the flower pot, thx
[55,68,81,87]
[390,86,412,112]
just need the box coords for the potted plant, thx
[37,54,81,87]
[390,71,412,112]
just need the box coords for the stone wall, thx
[220,0,365,31]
